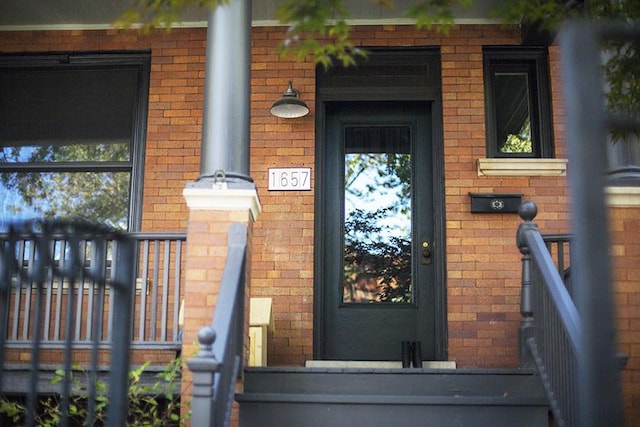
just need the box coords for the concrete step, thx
[304,360,457,369]
[237,367,550,427]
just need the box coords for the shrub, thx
[0,357,187,426]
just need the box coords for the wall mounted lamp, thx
[270,81,309,118]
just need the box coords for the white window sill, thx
[477,158,568,177]
[606,186,640,207]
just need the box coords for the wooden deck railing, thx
[0,230,186,359]
[129,232,186,350]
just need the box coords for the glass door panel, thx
[342,126,413,304]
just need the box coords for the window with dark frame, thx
[0,52,150,232]
[483,47,553,158]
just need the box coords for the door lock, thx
[421,241,432,265]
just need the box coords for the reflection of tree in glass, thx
[500,118,532,154]
[1,143,130,229]
[345,152,411,214]
[343,152,412,303]
[344,208,411,303]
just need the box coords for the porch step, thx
[237,367,549,427]
[304,360,457,369]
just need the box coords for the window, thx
[0,52,150,231]
[483,47,553,158]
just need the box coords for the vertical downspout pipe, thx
[199,0,252,186]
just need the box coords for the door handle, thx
[421,241,432,265]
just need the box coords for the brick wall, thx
[0,28,206,233]
[611,206,640,425]
[2,22,638,423]
[0,24,572,368]
[248,24,573,368]
[250,25,317,365]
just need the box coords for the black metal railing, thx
[517,202,580,427]
[187,223,248,427]
[0,231,186,354]
[0,221,135,427]
[542,233,572,297]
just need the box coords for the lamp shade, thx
[270,81,309,118]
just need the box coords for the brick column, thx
[180,181,261,424]
[606,195,640,424]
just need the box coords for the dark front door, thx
[319,101,436,361]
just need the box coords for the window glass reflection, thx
[0,171,131,231]
[342,126,413,304]
[494,72,533,154]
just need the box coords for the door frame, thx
[313,47,448,361]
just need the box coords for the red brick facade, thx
[1,23,638,424]
[611,206,640,423]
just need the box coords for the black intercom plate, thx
[469,193,522,213]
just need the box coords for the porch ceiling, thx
[0,0,501,30]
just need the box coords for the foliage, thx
[276,0,364,68]
[493,0,639,36]
[116,0,640,140]
[403,0,472,30]
[605,41,640,142]
[114,0,228,33]
[116,0,470,67]
[276,0,472,67]
[500,119,532,154]
[494,0,640,141]
[345,152,411,213]
[344,207,412,303]
[343,152,412,303]
[0,143,130,229]
[0,358,187,426]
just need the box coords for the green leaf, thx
[116,0,229,32]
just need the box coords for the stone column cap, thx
[183,184,261,220]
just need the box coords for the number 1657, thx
[268,168,311,191]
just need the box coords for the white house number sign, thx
[268,168,311,191]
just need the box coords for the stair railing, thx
[187,223,248,427]
[540,234,572,297]
[518,20,636,427]
[517,201,581,427]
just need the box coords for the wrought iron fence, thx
[0,220,135,427]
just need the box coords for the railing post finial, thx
[517,201,539,254]
[186,326,220,427]
[197,325,217,357]
[518,200,537,222]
